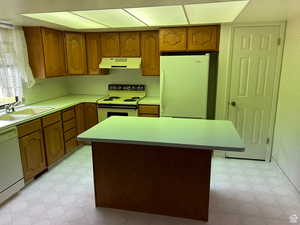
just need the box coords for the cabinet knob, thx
[231,101,237,107]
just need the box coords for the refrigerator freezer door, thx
[160,55,210,118]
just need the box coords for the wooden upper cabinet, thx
[187,26,220,51]
[159,28,187,51]
[141,31,160,76]
[65,32,87,75]
[120,32,140,57]
[86,33,108,75]
[24,27,66,78]
[101,32,120,57]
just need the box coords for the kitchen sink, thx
[0,114,28,121]
[13,107,54,115]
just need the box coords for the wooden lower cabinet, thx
[138,105,160,117]
[84,103,98,129]
[75,104,85,134]
[43,121,65,166]
[19,130,46,181]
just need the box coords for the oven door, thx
[97,105,138,122]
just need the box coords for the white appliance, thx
[99,57,141,69]
[0,127,24,204]
[97,84,145,122]
[160,54,210,119]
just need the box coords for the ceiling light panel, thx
[22,12,107,29]
[185,1,249,24]
[125,6,188,26]
[73,9,146,28]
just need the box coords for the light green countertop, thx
[139,96,160,105]
[78,116,245,152]
[0,95,103,130]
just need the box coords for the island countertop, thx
[78,116,245,151]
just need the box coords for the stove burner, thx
[102,96,121,101]
[108,96,120,99]
[131,97,140,100]
[124,99,137,102]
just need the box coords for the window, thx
[0,27,35,103]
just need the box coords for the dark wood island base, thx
[92,142,213,221]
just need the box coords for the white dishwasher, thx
[0,127,24,204]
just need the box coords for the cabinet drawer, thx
[18,119,42,137]
[64,128,77,141]
[62,107,75,121]
[65,138,77,153]
[139,114,159,118]
[63,118,76,132]
[42,112,61,127]
[139,105,160,114]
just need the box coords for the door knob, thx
[230,101,237,107]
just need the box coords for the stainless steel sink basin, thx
[13,107,53,115]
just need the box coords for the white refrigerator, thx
[160,54,210,119]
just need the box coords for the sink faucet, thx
[5,101,21,113]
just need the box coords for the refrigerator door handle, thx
[160,70,165,113]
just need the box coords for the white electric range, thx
[97,84,145,122]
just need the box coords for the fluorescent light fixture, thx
[185,1,249,24]
[22,12,107,29]
[125,5,188,26]
[73,9,146,28]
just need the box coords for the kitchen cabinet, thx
[84,103,98,129]
[65,32,87,74]
[75,104,85,134]
[101,32,120,57]
[18,119,46,181]
[24,27,66,78]
[86,33,109,75]
[159,28,187,52]
[42,113,65,166]
[138,105,160,117]
[120,32,140,57]
[187,26,219,51]
[141,31,160,76]
[62,107,78,153]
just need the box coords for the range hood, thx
[99,57,141,69]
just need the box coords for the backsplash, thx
[23,77,68,105]
[65,70,160,97]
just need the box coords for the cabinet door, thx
[41,28,66,76]
[86,33,108,75]
[19,130,46,181]
[44,122,65,166]
[141,31,160,76]
[159,28,187,51]
[120,32,140,57]
[75,103,85,134]
[101,32,120,57]
[84,103,98,129]
[65,32,87,74]
[187,26,220,51]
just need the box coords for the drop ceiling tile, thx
[73,9,146,28]
[185,1,249,24]
[125,5,188,26]
[22,12,107,29]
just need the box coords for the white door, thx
[226,26,282,160]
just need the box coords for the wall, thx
[272,2,300,191]
[23,77,68,105]
[65,70,160,97]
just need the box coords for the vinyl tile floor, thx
[1,146,300,225]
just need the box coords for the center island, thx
[77,116,244,221]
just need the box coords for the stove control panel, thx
[108,84,145,91]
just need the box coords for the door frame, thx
[215,22,286,161]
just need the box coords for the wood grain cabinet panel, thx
[86,33,108,75]
[120,32,140,57]
[159,28,187,51]
[65,32,87,74]
[84,103,98,129]
[44,122,65,166]
[101,32,120,57]
[75,104,85,134]
[24,27,66,78]
[19,130,46,181]
[187,26,220,51]
[141,31,160,76]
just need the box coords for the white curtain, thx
[0,26,35,99]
